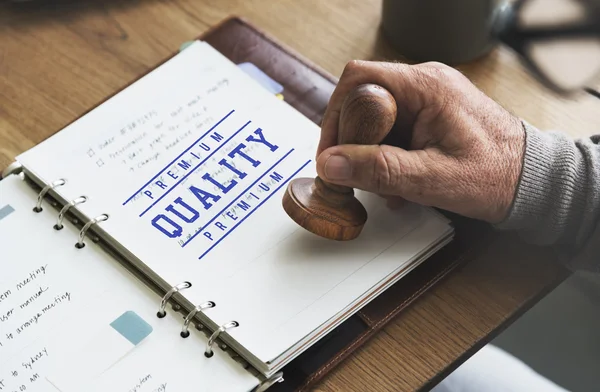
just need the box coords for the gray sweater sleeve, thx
[495,121,600,273]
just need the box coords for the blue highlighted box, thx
[0,205,15,221]
[110,311,153,346]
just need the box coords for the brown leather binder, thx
[197,16,467,391]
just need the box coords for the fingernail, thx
[324,155,351,180]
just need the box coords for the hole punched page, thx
[0,174,260,392]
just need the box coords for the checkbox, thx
[87,148,95,157]
[96,159,105,168]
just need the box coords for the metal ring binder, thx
[1,161,23,179]
[54,196,87,230]
[75,213,108,249]
[34,179,66,212]
[254,372,284,392]
[180,301,215,338]
[205,321,239,358]
[157,281,192,318]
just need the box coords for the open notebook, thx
[1,40,453,390]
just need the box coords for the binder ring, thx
[254,372,284,392]
[205,321,239,358]
[180,301,215,338]
[54,196,87,230]
[1,161,22,179]
[157,281,192,318]
[34,179,66,212]
[75,214,108,249]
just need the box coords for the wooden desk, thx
[1,1,598,391]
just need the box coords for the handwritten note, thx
[126,374,167,392]
[0,346,49,392]
[0,177,130,392]
[0,259,84,392]
[85,78,229,179]
[0,264,77,357]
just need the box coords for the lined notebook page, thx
[0,174,258,392]
[16,41,452,369]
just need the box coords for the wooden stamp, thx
[282,84,398,240]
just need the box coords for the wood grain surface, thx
[0,1,597,391]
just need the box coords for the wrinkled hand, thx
[316,60,526,224]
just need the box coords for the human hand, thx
[316,60,526,224]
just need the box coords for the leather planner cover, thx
[198,17,468,392]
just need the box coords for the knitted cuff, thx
[494,121,588,245]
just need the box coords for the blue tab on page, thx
[0,205,15,221]
[110,311,153,346]
[178,41,284,95]
[237,62,284,94]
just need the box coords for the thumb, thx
[316,144,433,200]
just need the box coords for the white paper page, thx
[272,227,454,369]
[0,174,258,392]
[15,41,452,367]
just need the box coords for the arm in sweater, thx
[495,122,600,272]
